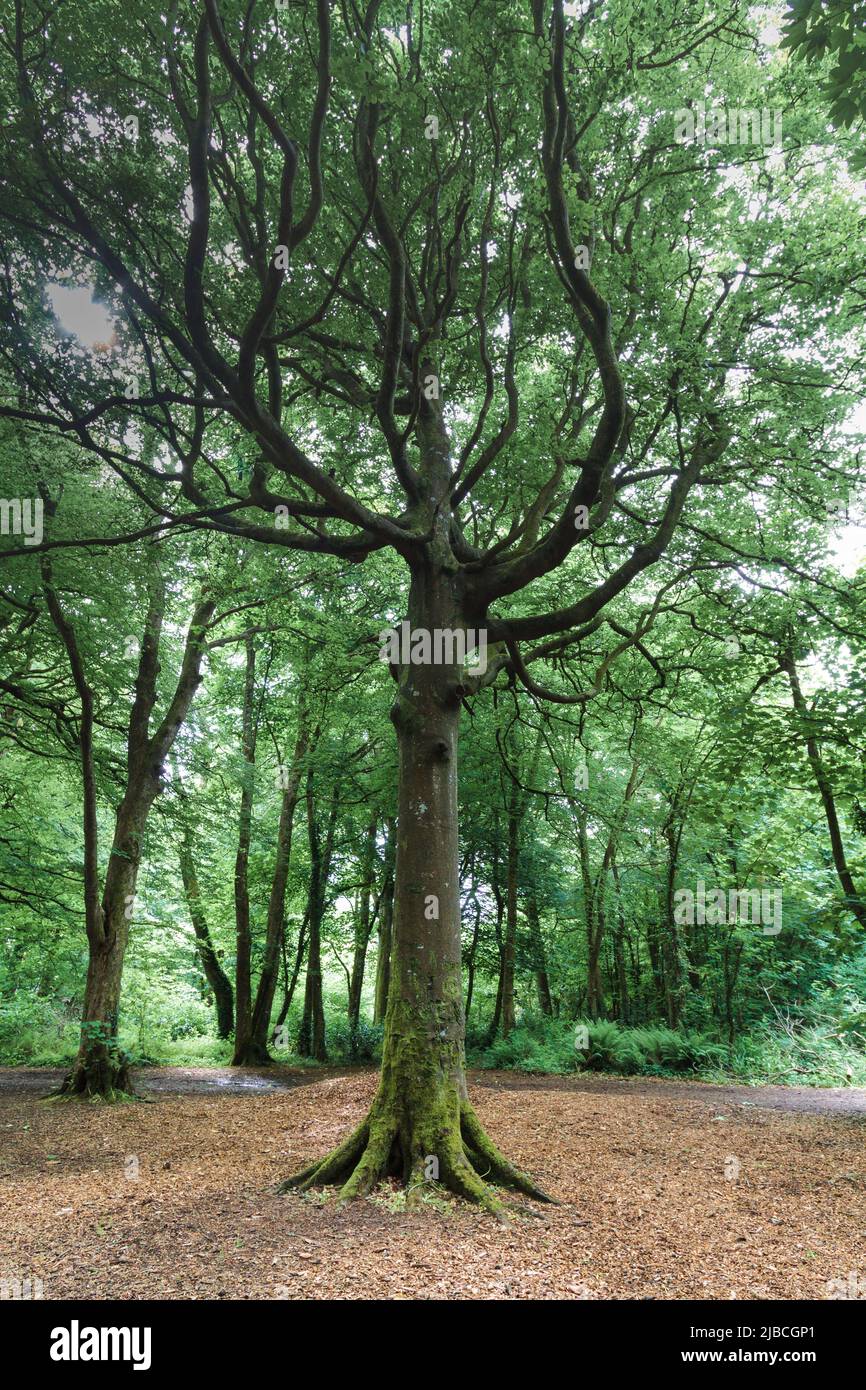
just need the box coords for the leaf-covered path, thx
[3,1066,866,1115]
[1,1068,864,1300]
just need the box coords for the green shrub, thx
[324,1016,383,1063]
[470,1016,729,1077]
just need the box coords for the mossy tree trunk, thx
[281,561,552,1214]
[59,798,152,1097]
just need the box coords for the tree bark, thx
[611,861,629,1026]
[501,793,520,1035]
[527,894,553,1016]
[373,819,395,1025]
[486,826,506,1043]
[235,705,309,1064]
[271,909,308,1045]
[297,768,337,1061]
[348,810,378,1032]
[463,885,482,1022]
[280,560,552,1213]
[497,727,541,1036]
[783,653,866,929]
[576,811,603,1017]
[179,831,234,1039]
[231,633,258,1064]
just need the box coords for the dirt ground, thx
[1,1066,864,1300]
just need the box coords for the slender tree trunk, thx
[373,819,395,1025]
[783,654,866,928]
[498,728,541,1036]
[722,930,744,1047]
[576,814,603,1018]
[611,862,629,1026]
[487,828,506,1042]
[236,709,309,1064]
[661,821,685,1028]
[527,895,553,1016]
[646,914,666,1020]
[179,832,234,1039]
[587,918,605,1018]
[232,633,258,1064]
[585,757,640,1021]
[271,909,308,1044]
[348,811,378,1032]
[463,888,482,1022]
[501,790,520,1035]
[298,910,326,1062]
[297,770,336,1061]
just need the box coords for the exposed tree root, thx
[278,1093,556,1217]
[458,1102,557,1204]
[278,1118,370,1193]
[44,1057,139,1103]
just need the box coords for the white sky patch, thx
[830,521,865,577]
[830,401,866,577]
[48,284,116,350]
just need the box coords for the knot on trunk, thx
[389,695,422,734]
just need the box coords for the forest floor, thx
[1,1066,864,1300]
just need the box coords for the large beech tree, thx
[1,0,862,1208]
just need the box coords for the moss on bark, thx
[279,1007,554,1216]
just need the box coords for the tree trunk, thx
[298,908,326,1061]
[280,564,551,1213]
[373,819,395,1025]
[661,822,684,1028]
[611,863,629,1026]
[44,563,214,1098]
[501,789,519,1036]
[348,811,378,1032]
[231,633,258,1064]
[486,823,506,1042]
[783,653,866,929]
[61,797,153,1097]
[236,708,309,1065]
[527,894,553,1016]
[646,917,666,1021]
[179,832,234,1039]
[463,887,482,1022]
[271,909,308,1045]
[497,727,541,1036]
[297,769,336,1061]
[576,813,603,1018]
